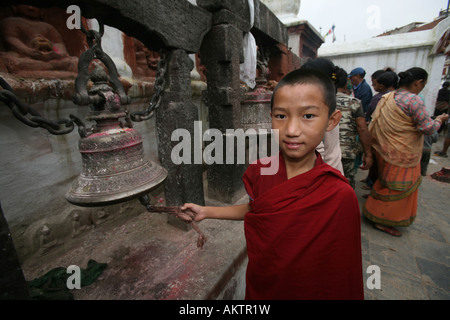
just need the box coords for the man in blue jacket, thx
[348,67,373,118]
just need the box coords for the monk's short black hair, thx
[270,68,337,116]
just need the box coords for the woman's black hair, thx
[398,67,428,87]
[377,71,399,89]
[371,69,385,80]
[271,68,336,116]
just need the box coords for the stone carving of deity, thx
[0,5,78,79]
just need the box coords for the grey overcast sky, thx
[299,0,449,43]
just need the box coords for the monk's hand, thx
[179,204,208,249]
[180,203,206,222]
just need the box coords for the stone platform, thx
[20,181,248,300]
[0,72,155,104]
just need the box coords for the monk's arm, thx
[181,203,251,222]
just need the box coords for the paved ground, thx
[357,134,450,300]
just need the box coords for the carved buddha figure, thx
[0,5,78,78]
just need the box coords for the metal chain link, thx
[0,16,165,132]
[80,20,105,60]
[0,19,105,136]
[130,49,167,122]
[0,80,82,135]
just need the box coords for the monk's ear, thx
[326,110,341,132]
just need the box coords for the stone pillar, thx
[200,22,247,203]
[197,0,253,203]
[155,49,205,227]
[196,0,290,203]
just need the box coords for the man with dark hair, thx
[335,67,373,188]
[348,67,373,115]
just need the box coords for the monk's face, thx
[271,83,340,163]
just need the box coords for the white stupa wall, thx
[319,17,450,114]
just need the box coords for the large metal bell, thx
[65,126,167,207]
[65,67,167,207]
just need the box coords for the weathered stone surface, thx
[200,24,242,130]
[253,0,288,45]
[19,203,247,300]
[200,24,246,203]
[198,0,287,45]
[416,257,450,293]
[2,0,212,52]
[155,49,205,211]
[197,0,250,22]
[267,42,303,82]
[211,9,251,32]
[0,5,79,79]
[197,1,287,204]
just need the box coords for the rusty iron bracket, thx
[73,18,130,107]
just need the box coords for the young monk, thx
[181,69,364,300]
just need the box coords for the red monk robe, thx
[243,151,364,300]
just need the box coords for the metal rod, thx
[138,195,207,249]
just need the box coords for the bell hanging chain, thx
[0,77,83,135]
[130,49,167,122]
[75,18,130,107]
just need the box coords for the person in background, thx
[361,69,399,192]
[300,58,344,175]
[434,81,450,118]
[348,67,373,116]
[366,69,398,123]
[335,67,372,188]
[359,69,387,192]
[368,69,387,114]
[434,81,449,140]
[363,67,449,237]
[434,119,450,157]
